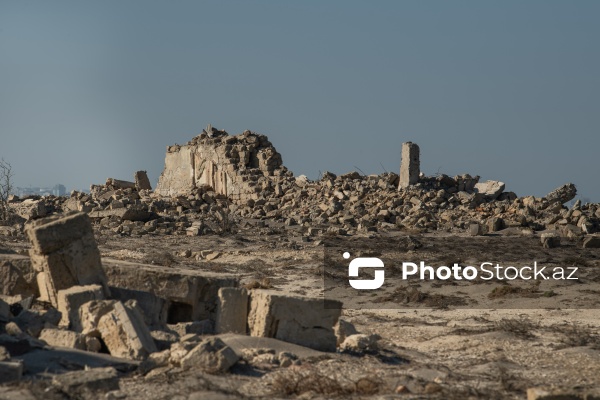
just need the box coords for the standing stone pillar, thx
[398,142,420,189]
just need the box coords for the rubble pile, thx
[3,128,599,243]
[0,211,350,390]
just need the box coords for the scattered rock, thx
[180,337,239,373]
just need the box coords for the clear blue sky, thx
[1,1,599,200]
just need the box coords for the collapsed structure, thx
[155,126,288,201]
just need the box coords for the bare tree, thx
[0,158,14,221]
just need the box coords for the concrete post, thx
[398,142,420,189]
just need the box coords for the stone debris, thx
[545,183,577,205]
[134,170,152,191]
[3,132,591,240]
[0,255,38,298]
[57,284,105,331]
[9,199,47,221]
[81,300,157,361]
[25,212,110,307]
[39,328,86,350]
[339,333,381,353]
[469,223,483,236]
[52,367,119,397]
[248,290,342,352]
[474,180,505,200]
[179,337,239,373]
[540,232,561,248]
[106,178,136,190]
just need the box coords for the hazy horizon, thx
[2,1,599,200]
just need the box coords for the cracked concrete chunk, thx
[57,284,105,331]
[180,337,239,373]
[39,328,86,350]
[80,300,157,361]
[25,212,110,307]
[474,180,505,200]
[134,170,152,191]
[247,290,342,352]
[52,366,119,397]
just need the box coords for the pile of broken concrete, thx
[2,211,377,389]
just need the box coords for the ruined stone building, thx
[155,127,288,201]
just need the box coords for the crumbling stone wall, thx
[156,127,287,201]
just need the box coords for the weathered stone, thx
[340,334,381,353]
[474,180,505,200]
[398,142,420,189]
[247,290,342,352]
[134,170,152,191]
[180,337,239,373]
[102,258,237,323]
[99,301,157,360]
[0,361,23,383]
[39,328,86,350]
[215,287,248,334]
[52,367,119,397]
[0,254,38,298]
[545,183,577,205]
[106,178,136,189]
[334,319,358,346]
[109,287,168,326]
[583,235,600,249]
[540,233,560,249]
[80,300,157,360]
[155,129,284,200]
[57,284,105,331]
[469,223,483,236]
[79,300,117,336]
[87,207,155,222]
[9,199,46,220]
[487,217,504,232]
[25,212,110,307]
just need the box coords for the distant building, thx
[53,184,66,196]
[14,184,67,197]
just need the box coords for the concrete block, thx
[247,290,342,352]
[134,170,152,191]
[180,337,239,373]
[215,287,248,334]
[102,258,237,323]
[39,328,86,350]
[79,299,157,360]
[25,212,110,307]
[399,142,420,189]
[57,285,105,331]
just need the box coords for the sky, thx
[1,1,599,200]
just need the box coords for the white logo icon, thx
[345,252,385,290]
